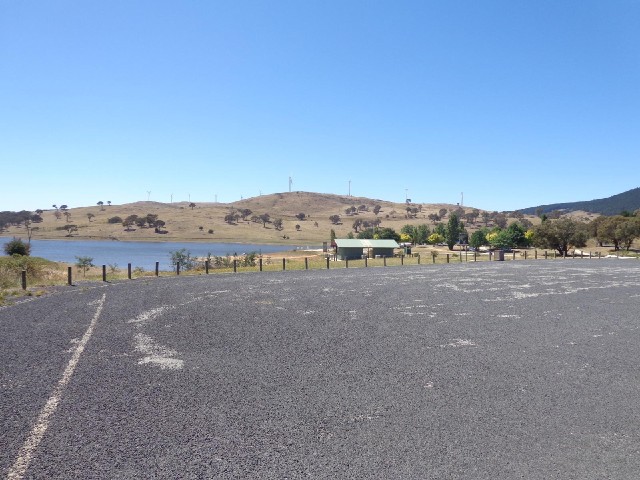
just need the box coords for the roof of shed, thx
[334,239,399,248]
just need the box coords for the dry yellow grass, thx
[2,191,541,245]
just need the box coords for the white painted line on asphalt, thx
[7,293,106,480]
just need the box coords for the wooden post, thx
[346,259,349,268]
[512,251,516,261]
[432,252,436,264]
[233,259,237,273]
[459,252,462,262]
[128,263,132,279]
[176,262,180,275]
[205,260,209,274]
[524,251,527,260]
[68,266,72,286]
[383,256,387,266]
[326,257,330,269]
[401,255,404,266]
[417,254,420,265]
[544,251,548,259]
[102,265,106,282]
[21,270,27,290]
[474,252,477,262]
[282,258,286,271]
[365,257,368,267]
[259,258,263,271]
[155,261,159,276]
[305,257,308,270]
[535,249,537,259]
[446,254,450,263]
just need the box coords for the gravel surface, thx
[2,260,640,479]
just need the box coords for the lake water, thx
[0,239,318,270]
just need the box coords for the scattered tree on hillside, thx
[272,218,283,230]
[295,224,301,231]
[97,201,104,210]
[108,216,123,224]
[373,205,382,216]
[239,208,252,221]
[295,213,306,221]
[154,220,166,233]
[494,214,508,229]
[87,213,95,222]
[62,224,78,236]
[329,215,341,225]
[123,215,138,231]
[352,219,363,232]
[427,213,440,224]
[107,201,111,206]
[438,208,448,219]
[189,202,196,210]
[63,211,72,222]
[259,213,271,227]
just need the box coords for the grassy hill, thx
[521,187,640,216]
[1,191,519,245]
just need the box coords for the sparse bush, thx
[75,256,94,276]
[169,248,196,271]
[3,238,30,256]
[107,216,123,224]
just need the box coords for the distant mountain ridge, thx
[521,187,640,216]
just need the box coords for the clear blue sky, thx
[2,1,639,212]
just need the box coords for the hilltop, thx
[521,187,640,216]
[1,191,529,245]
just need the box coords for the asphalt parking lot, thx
[2,260,640,479]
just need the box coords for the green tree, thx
[532,218,588,256]
[445,213,463,250]
[427,233,444,245]
[3,238,31,256]
[169,248,196,270]
[469,229,488,249]
[75,256,94,277]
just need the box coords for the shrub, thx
[107,216,123,224]
[169,248,196,271]
[3,238,30,256]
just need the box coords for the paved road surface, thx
[2,260,640,479]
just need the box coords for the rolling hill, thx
[521,187,640,216]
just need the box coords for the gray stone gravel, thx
[2,260,640,479]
